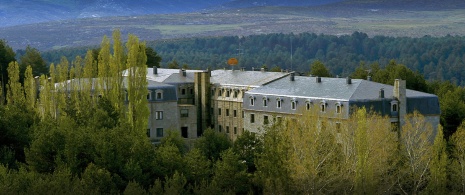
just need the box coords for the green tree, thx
[309,60,331,77]
[167,60,179,69]
[19,46,48,78]
[146,47,162,68]
[194,128,231,162]
[232,130,263,173]
[212,149,250,194]
[0,40,16,100]
[450,122,465,193]
[426,126,448,194]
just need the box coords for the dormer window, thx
[335,102,342,114]
[392,103,398,112]
[218,89,222,97]
[305,100,312,110]
[226,90,230,97]
[320,101,327,112]
[147,90,152,100]
[276,97,283,108]
[249,96,255,106]
[155,89,163,100]
[263,97,268,107]
[233,90,238,98]
[291,100,297,110]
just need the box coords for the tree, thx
[0,40,16,100]
[194,128,231,162]
[212,149,250,194]
[309,60,331,77]
[19,46,48,78]
[167,60,179,69]
[232,131,263,173]
[146,47,162,68]
[450,122,465,193]
[426,126,448,194]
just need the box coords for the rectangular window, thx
[219,125,222,132]
[147,91,152,100]
[263,99,268,107]
[181,88,186,95]
[181,127,188,138]
[336,105,341,114]
[226,126,230,133]
[218,90,222,97]
[156,92,162,100]
[226,90,230,97]
[264,115,269,125]
[242,111,244,118]
[233,110,237,117]
[226,109,230,116]
[250,114,255,123]
[156,128,164,137]
[218,108,222,116]
[180,109,189,117]
[146,129,150,137]
[291,101,296,110]
[250,98,255,106]
[233,91,238,98]
[156,111,163,120]
[234,127,237,134]
[190,88,194,94]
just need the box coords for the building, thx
[56,67,440,141]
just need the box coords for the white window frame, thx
[155,111,163,120]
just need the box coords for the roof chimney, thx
[316,76,321,83]
[261,67,266,72]
[182,69,186,77]
[346,77,352,84]
[367,76,372,81]
[252,67,255,71]
[379,88,384,98]
[153,66,158,74]
[290,72,295,81]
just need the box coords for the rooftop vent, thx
[153,66,158,74]
[346,77,352,84]
[316,76,321,83]
[379,88,385,98]
[367,76,372,81]
[182,69,186,77]
[261,68,266,72]
[290,72,295,81]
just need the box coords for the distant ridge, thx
[337,0,465,10]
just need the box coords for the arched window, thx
[249,96,255,106]
[320,101,327,112]
[263,97,268,107]
[276,97,283,108]
[155,89,163,100]
[291,99,297,110]
[335,102,342,114]
[305,99,312,110]
[147,90,152,100]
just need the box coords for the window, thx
[233,110,237,117]
[250,114,255,123]
[226,109,230,116]
[306,102,311,110]
[156,128,164,137]
[156,111,163,120]
[233,91,238,98]
[181,88,186,95]
[180,109,189,117]
[181,127,188,138]
[218,108,222,116]
[336,105,342,114]
[250,97,255,106]
[277,98,282,108]
[190,88,194,94]
[242,111,244,118]
[276,116,282,123]
[226,126,230,133]
[156,92,163,100]
[320,102,326,112]
[219,125,222,132]
[263,98,268,107]
[211,89,215,96]
[147,90,152,100]
[218,89,222,97]
[226,90,230,97]
[146,129,150,137]
[291,101,296,110]
[264,115,269,125]
[392,103,398,112]
[234,127,237,134]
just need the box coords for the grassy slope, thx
[1,0,465,51]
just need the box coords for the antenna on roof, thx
[290,35,293,71]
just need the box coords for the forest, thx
[41,32,465,84]
[2,31,465,193]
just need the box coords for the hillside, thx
[2,0,465,51]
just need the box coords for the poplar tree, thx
[125,34,149,134]
[6,61,24,106]
[450,123,465,193]
[23,65,36,110]
[427,126,448,194]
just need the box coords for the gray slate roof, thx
[210,69,289,87]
